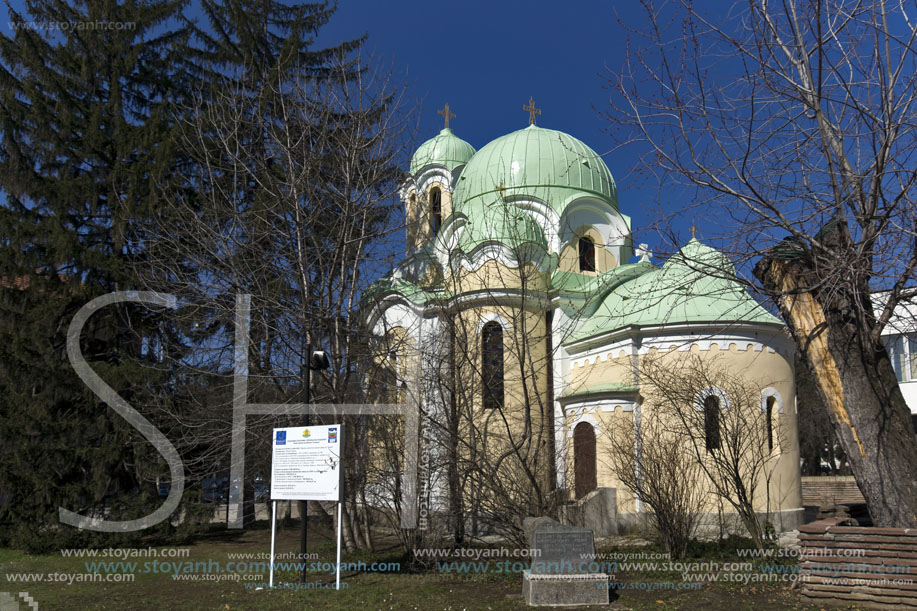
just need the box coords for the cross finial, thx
[437,103,456,129]
[496,182,506,197]
[690,223,697,239]
[636,243,652,263]
[523,97,541,125]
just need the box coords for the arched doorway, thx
[573,421,597,499]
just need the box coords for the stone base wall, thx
[613,507,805,538]
[560,487,804,539]
[798,518,917,609]
[559,488,618,537]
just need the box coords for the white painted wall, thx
[876,293,917,414]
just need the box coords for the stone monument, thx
[522,517,609,606]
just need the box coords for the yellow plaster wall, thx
[565,407,640,511]
[567,349,635,393]
[449,303,555,494]
[566,342,801,515]
[558,226,618,275]
[404,182,454,253]
[447,259,549,296]
[405,192,420,254]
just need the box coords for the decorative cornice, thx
[565,322,792,369]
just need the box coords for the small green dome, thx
[409,128,476,175]
[671,238,737,276]
[457,202,548,253]
[452,125,618,215]
[568,239,778,343]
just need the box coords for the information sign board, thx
[270,425,341,501]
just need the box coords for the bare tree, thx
[637,352,784,551]
[607,0,917,527]
[137,51,413,548]
[795,352,849,476]
[605,413,708,559]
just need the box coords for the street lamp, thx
[301,344,330,583]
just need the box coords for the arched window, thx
[573,422,597,499]
[388,351,401,404]
[431,188,442,236]
[408,193,418,245]
[704,395,721,452]
[481,321,504,410]
[765,395,776,452]
[578,236,596,272]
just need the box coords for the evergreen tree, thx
[0,0,401,549]
[0,0,188,550]
[190,0,363,84]
[139,2,405,539]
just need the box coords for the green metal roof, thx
[552,264,655,317]
[566,239,781,343]
[560,382,638,398]
[455,201,549,254]
[409,128,476,175]
[451,125,618,217]
[362,274,444,308]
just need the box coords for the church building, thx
[363,103,803,536]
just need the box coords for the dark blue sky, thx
[2,0,729,254]
[318,0,629,152]
[316,0,703,252]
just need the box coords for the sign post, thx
[268,423,343,590]
[268,499,277,587]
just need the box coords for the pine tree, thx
[0,0,188,550]
[190,0,363,84]
[140,2,405,540]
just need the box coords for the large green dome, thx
[409,128,475,175]
[457,201,548,253]
[452,125,618,215]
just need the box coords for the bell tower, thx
[402,104,475,253]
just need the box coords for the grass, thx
[0,523,858,610]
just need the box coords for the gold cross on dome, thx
[690,223,697,239]
[496,182,506,197]
[523,97,541,125]
[437,103,456,129]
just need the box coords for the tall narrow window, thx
[573,422,597,499]
[884,335,905,382]
[431,188,442,236]
[704,395,721,452]
[765,396,776,452]
[408,193,418,246]
[389,351,401,404]
[909,335,917,381]
[481,322,504,409]
[578,236,595,272]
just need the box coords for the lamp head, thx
[310,350,331,370]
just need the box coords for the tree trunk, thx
[359,487,374,552]
[340,502,357,553]
[756,246,917,528]
[448,318,464,544]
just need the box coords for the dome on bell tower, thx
[409,128,475,175]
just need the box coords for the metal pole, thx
[336,499,342,590]
[335,425,344,591]
[300,343,310,583]
[269,500,277,589]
